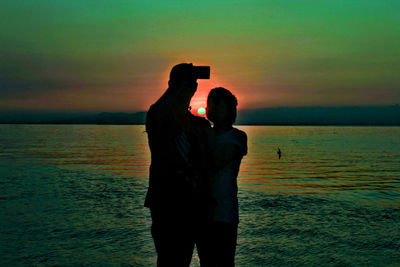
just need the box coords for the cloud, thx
[0,51,78,98]
[0,49,169,97]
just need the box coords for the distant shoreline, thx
[1,123,399,127]
[1,106,399,126]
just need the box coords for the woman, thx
[198,87,247,267]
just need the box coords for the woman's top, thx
[211,128,247,224]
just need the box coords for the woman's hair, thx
[207,87,238,124]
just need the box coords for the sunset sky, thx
[1,0,399,114]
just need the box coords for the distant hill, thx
[0,111,146,125]
[236,105,400,126]
[50,112,147,125]
[0,106,399,125]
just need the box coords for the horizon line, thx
[0,104,399,114]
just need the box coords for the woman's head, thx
[207,87,238,125]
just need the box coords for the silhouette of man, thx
[145,63,211,266]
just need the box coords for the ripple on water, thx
[1,125,400,266]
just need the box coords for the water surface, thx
[1,125,399,266]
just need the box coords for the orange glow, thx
[189,74,244,116]
[154,62,247,114]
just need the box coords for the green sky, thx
[1,0,399,112]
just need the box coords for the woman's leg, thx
[212,221,238,267]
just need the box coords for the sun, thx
[197,107,206,115]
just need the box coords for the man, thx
[145,63,211,266]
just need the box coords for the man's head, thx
[168,63,198,97]
[206,87,238,125]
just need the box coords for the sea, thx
[0,125,399,266]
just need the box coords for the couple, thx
[145,63,247,267]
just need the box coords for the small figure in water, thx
[277,147,282,159]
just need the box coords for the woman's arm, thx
[212,143,242,170]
